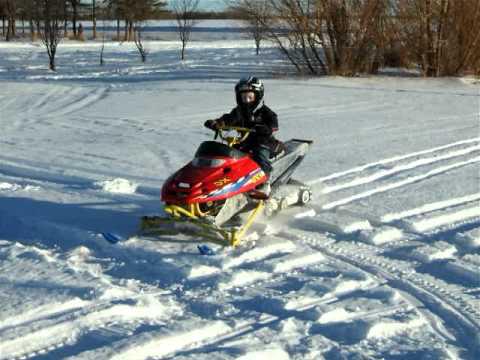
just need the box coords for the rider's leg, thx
[250,144,272,196]
[251,144,272,175]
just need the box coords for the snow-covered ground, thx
[0,36,479,360]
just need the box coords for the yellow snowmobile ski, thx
[140,200,264,247]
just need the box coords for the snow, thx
[188,265,221,279]
[382,193,480,223]
[366,317,427,339]
[271,252,326,273]
[0,182,21,191]
[361,226,404,245]
[110,322,232,360]
[411,242,458,262]
[321,143,480,194]
[410,206,480,233]
[321,156,480,210]
[318,308,355,324]
[456,228,480,249]
[0,24,479,360]
[219,270,271,290]
[96,178,138,194]
[236,348,290,360]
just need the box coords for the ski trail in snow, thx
[15,86,109,122]
[221,240,297,270]
[109,277,372,360]
[322,144,480,194]
[49,87,109,118]
[382,193,480,223]
[280,98,387,119]
[0,296,172,360]
[317,303,410,325]
[27,86,63,115]
[196,238,329,291]
[322,156,480,210]
[270,252,326,273]
[0,298,89,332]
[308,137,480,185]
[366,317,428,339]
[410,206,480,233]
[291,231,479,358]
[110,322,232,360]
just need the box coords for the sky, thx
[190,0,226,11]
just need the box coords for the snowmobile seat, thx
[195,141,247,159]
[270,139,286,160]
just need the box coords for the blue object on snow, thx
[102,232,122,244]
[197,244,215,255]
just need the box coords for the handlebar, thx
[217,125,252,133]
[213,125,252,147]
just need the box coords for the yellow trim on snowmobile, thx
[141,200,264,247]
[217,126,251,147]
[230,200,264,246]
[164,204,199,219]
[193,203,211,217]
[164,203,213,219]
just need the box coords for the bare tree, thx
[40,0,64,71]
[69,0,81,38]
[0,1,6,37]
[124,0,166,60]
[108,0,165,41]
[392,0,480,76]
[100,19,106,65]
[17,0,31,36]
[240,0,388,76]
[92,0,97,39]
[229,0,271,55]
[134,25,148,62]
[173,0,200,60]
[105,0,121,40]
[3,0,16,41]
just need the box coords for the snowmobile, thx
[140,126,312,247]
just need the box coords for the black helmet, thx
[235,76,264,111]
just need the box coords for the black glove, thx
[253,124,271,136]
[204,119,219,130]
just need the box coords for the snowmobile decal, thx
[214,177,232,187]
[207,168,264,198]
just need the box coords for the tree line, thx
[0,1,171,41]
[231,0,480,77]
[0,0,202,70]
[1,0,478,77]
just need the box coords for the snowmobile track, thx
[0,287,174,360]
[322,155,480,209]
[322,144,480,194]
[290,230,480,359]
[308,137,480,185]
[111,286,411,360]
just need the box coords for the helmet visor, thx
[240,91,256,104]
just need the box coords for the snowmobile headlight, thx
[178,182,190,189]
[192,157,225,168]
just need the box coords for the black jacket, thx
[218,104,279,146]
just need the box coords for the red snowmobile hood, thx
[161,155,266,204]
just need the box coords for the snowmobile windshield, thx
[192,157,225,168]
[195,141,246,159]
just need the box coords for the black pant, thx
[247,143,272,176]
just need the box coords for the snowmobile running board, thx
[291,139,313,144]
[140,200,264,247]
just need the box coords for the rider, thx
[204,77,279,195]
